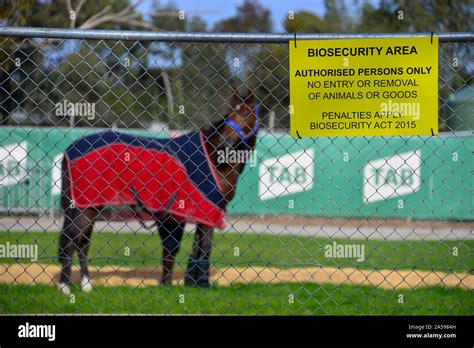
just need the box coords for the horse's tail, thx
[58,155,75,261]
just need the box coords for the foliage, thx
[0,0,472,128]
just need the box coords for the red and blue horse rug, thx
[65,131,226,228]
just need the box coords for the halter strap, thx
[225,105,259,146]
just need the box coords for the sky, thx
[138,0,330,32]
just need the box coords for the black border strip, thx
[0,315,471,346]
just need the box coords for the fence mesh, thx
[0,29,472,315]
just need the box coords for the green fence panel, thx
[0,127,471,220]
[0,127,169,212]
[230,133,473,221]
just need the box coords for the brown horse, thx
[57,91,258,293]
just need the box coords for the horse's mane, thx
[203,116,227,138]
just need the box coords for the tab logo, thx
[259,149,314,201]
[363,150,421,203]
[0,142,28,186]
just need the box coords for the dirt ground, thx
[0,263,472,290]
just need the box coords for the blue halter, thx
[225,105,259,146]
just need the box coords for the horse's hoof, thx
[58,282,71,295]
[184,275,210,288]
[160,277,172,286]
[81,276,93,293]
[185,258,210,288]
[186,281,210,288]
[197,280,211,288]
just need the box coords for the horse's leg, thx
[76,208,99,293]
[58,207,78,295]
[58,156,79,294]
[158,215,185,285]
[185,224,214,287]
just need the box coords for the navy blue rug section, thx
[65,130,225,210]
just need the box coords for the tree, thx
[0,0,180,126]
[323,0,354,32]
[248,43,289,129]
[356,0,403,33]
[214,0,272,33]
[284,11,326,33]
[392,0,473,33]
[214,0,275,127]
[177,16,233,129]
[389,0,474,129]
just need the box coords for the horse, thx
[57,91,258,294]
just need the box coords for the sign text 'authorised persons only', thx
[289,37,438,137]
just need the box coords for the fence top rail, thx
[0,26,473,43]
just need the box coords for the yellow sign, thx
[290,37,438,137]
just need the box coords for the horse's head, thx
[218,90,259,150]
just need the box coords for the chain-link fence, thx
[0,27,472,315]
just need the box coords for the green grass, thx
[1,283,471,315]
[0,230,472,271]
[0,230,471,315]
